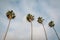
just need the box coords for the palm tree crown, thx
[3,10,16,40]
[26,14,34,22]
[6,10,16,20]
[26,13,34,40]
[37,17,44,24]
[48,21,55,27]
[48,21,60,40]
[37,17,48,40]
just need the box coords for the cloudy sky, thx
[0,0,60,40]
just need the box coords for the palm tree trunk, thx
[42,24,48,40]
[53,27,60,40]
[3,19,11,40]
[31,21,33,40]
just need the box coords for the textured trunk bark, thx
[3,19,11,40]
[42,24,48,40]
[31,22,33,40]
[53,27,60,40]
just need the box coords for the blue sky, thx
[0,0,60,40]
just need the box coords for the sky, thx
[0,0,60,40]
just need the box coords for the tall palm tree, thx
[37,17,48,40]
[48,21,60,40]
[26,14,34,40]
[3,10,16,40]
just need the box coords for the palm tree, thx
[48,21,60,40]
[26,14,34,40]
[37,17,48,40]
[3,10,16,40]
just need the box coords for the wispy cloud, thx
[0,0,60,40]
